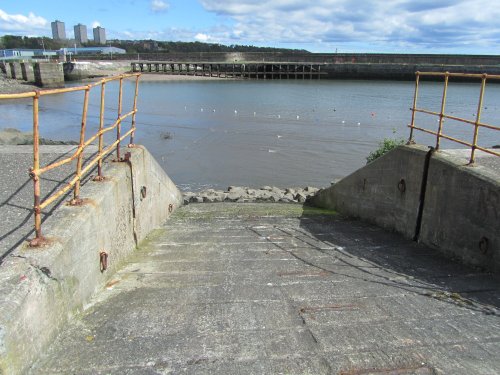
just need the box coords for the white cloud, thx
[195,33,210,42]
[151,0,169,12]
[92,21,101,28]
[0,9,48,34]
[198,0,500,51]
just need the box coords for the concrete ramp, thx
[312,145,500,272]
[29,203,500,374]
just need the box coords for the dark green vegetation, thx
[0,35,309,54]
[366,137,406,164]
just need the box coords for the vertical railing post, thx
[436,72,449,150]
[31,91,43,242]
[72,86,90,204]
[408,72,420,144]
[470,74,487,164]
[129,74,140,146]
[116,76,123,160]
[97,82,106,179]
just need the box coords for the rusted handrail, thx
[408,71,500,163]
[0,73,141,246]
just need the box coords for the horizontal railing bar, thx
[39,127,134,210]
[0,92,37,99]
[417,72,500,79]
[438,133,473,147]
[0,73,141,101]
[475,146,500,157]
[408,125,475,148]
[39,85,89,96]
[33,109,137,176]
[413,108,500,131]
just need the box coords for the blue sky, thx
[1,0,499,53]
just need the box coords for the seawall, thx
[0,146,182,374]
[311,145,500,272]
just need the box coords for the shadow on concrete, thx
[0,149,101,264]
[295,209,500,315]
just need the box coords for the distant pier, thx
[131,61,326,79]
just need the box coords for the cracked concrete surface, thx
[30,203,500,374]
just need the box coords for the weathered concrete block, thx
[311,145,428,239]
[34,62,65,88]
[7,62,21,79]
[420,150,500,272]
[0,146,182,374]
[0,61,6,74]
[20,62,35,82]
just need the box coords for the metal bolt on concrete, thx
[30,203,500,374]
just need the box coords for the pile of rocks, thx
[183,186,321,204]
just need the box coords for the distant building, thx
[74,24,88,44]
[0,49,58,61]
[93,27,106,44]
[51,20,66,40]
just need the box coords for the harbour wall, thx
[311,145,500,272]
[0,146,183,374]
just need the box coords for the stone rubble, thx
[183,185,321,205]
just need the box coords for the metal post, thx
[408,72,420,144]
[97,82,106,179]
[436,72,449,150]
[32,92,42,241]
[130,75,140,145]
[470,74,487,164]
[72,86,90,203]
[116,77,123,160]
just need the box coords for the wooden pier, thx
[131,61,326,79]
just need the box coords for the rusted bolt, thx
[168,204,173,213]
[100,251,108,272]
[398,178,406,193]
[140,186,147,199]
[479,237,489,255]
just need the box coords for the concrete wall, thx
[34,62,64,88]
[312,145,428,239]
[419,151,500,271]
[20,62,35,82]
[103,52,500,66]
[7,62,21,79]
[0,146,182,374]
[311,145,500,272]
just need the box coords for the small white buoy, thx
[277,135,282,138]
[296,115,300,120]
[213,109,216,112]
[184,106,187,110]
[278,115,281,119]
[357,122,361,126]
[254,112,256,116]
[341,120,345,124]
[201,108,204,112]
[234,110,238,114]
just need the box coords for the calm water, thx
[1,79,499,191]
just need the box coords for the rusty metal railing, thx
[408,71,500,164]
[0,73,141,246]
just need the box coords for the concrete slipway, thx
[0,145,499,374]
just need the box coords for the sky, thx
[0,0,499,54]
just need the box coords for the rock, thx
[283,193,295,201]
[295,192,307,203]
[226,192,241,202]
[261,186,273,191]
[285,188,296,195]
[304,186,319,194]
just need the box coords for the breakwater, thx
[183,186,320,204]
[132,55,500,80]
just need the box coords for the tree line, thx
[0,35,310,54]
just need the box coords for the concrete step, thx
[29,203,500,375]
